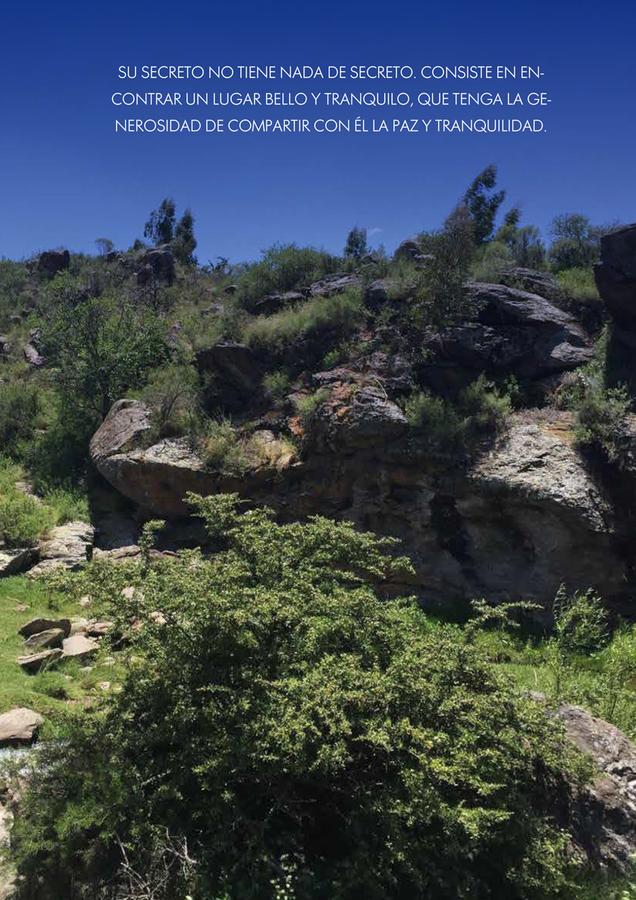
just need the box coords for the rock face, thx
[37,249,70,277]
[556,704,636,870]
[0,708,44,748]
[196,342,264,412]
[27,522,95,578]
[421,283,592,393]
[595,224,636,326]
[136,246,176,286]
[91,394,628,608]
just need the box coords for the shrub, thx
[404,375,511,457]
[11,495,587,899]
[243,288,363,354]
[556,268,600,304]
[201,419,248,476]
[0,380,41,457]
[295,387,329,426]
[262,370,291,400]
[238,243,340,306]
[0,458,54,547]
[141,364,201,439]
[553,586,609,656]
[574,381,631,463]
[471,240,514,282]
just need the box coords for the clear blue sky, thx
[1,0,635,264]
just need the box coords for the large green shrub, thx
[11,495,586,899]
[238,243,340,307]
[0,380,41,457]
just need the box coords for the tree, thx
[173,208,197,265]
[495,208,546,268]
[463,164,506,244]
[344,226,368,260]
[11,494,586,900]
[95,237,114,256]
[548,214,603,272]
[144,198,176,246]
[41,296,169,420]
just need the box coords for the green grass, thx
[0,577,120,732]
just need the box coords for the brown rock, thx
[61,634,99,662]
[19,618,71,639]
[23,628,65,650]
[18,649,63,673]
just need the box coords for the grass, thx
[0,577,121,733]
[242,288,363,353]
[557,267,600,303]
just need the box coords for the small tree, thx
[344,226,368,260]
[463,164,505,244]
[173,208,197,265]
[144,198,176,246]
[94,237,114,256]
[548,214,603,272]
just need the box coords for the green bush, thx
[556,268,600,303]
[471,240,514,282]
[200,418,248,476]
[0,380,41,457]
[553,587,609,656]
[243,288,363,353]
[11,494,587,899]
[574,381,631,463]
[404,375,511,457]
[0,458,54,547]
[238,243,340,306]
[295,387,329,426]
[262,369,291,400]
[141,363,201,439]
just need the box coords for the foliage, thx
[556,267,600,303]
[238,243,340,307]
[262,370,291,401]
[0,380,42,458]
[11,495,587,900]
[463,164,505,244]
[494,208,546,268]
[548,215,604,273]
[201,419,248,476]
[471,240,514,282]
[243,288,363,354]
[144,198,176,246]
[41,296,169,419]
[173,208,197,266]
[552,586,609,656]
[404,375,511,457]
[344,226,368,260]
[574,381,631,463]
[141,364,201,439]
[295,387,329,427]
[0,458,54,547]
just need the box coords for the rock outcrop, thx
[91,395,628,608]
[136,245,176,286]
[555,704,636,870]
[27,522,95,578]
[37,249,70,277]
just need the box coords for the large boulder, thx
[0,708,44,748]
[420,282,592,392]
[594,224,636,325]
[555,704,636,870]
[136,245,176,286]
[0,548,37,578]
[37,249,69,277]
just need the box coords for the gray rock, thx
[0,548,37,578]
[555,704,636,870]
[27,521,94,578]
[23,342,45,368]
[394,239,433,266]
[0,708,44,748]
[136,245,175,286]
[19,618,71,639]
[37,249,70,277]
[595,224,636,326]
[308,274,361,297]
[24,628,65,650]
[17,649,63,673]
[61,634,99,662]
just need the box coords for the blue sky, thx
[1,0,635,264]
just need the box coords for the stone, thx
[308,274,361,298]
[594,224,636,325]
[69,618,89,635]
[555,704,636,870]
[499,267,563,303]
[394,239,433,266]
[0,335,10,357]
[136,245,175,286]
[37,249,70,277]
[17,649,63,673]
[23,342,45,367]
[23,628,65,650]
[195,342,264,410]
[0,548,37,578]
[61,634,99,662]
[19,618,71,639]
[0,708,44,748]
[86,621,113,638]
[27,521,95,578]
